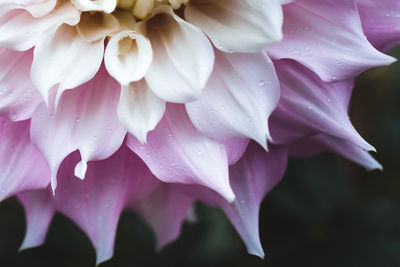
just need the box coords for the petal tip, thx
[74,160,88,180]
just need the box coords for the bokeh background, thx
[0,47,399,267]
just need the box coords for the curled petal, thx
[143,5,214,103]
[185,0,284,53]
[105,30,153,86]
[76,12,119,42]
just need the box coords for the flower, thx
[0,0,398,264]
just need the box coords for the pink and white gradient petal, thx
[265,0,395,82]
[0,48,43,121]
[30,66,127,192]
[186,50,279,149]
[127,104,235,202]
[356,0,400,51]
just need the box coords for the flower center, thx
[118,0,188,19]
[72,0,188,20]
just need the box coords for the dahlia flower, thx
[0,0,398,264]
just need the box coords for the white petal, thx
[186,50,280,148]
[117,80,166,143]
[185,0,284,53]
[0,1,80,51]
[143,5,214,103]
[76,12,119,42]
[31,24,104,104]
[105,30,153,85]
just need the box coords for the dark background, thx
[0,47,399,267]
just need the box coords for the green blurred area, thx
[0,48,399,267]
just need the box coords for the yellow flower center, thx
[117,0,189,19]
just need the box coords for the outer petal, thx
[30,66,127,192]
[18,146,159,265]
[186,50,279,148]
[185,0,284,53]
[18,188,54,250]
[104,30,153,86]
[289,134,382,171]
[0,48,43,121]
[143,5,214,103]
[265,0,395,82]
[10,0,57,17]
[181,143,288,257]
[132,184,194,249]
[126,104,235,202]
[31,24,104,104]
[117,80,165,143]
[356,0,400,51]
[0,117,51,201]
[270,60,374,152]
[0,1,80,51]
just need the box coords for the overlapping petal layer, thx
[0,0,397,264]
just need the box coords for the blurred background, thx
[0,47,399,267]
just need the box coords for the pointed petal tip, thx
[74,160,88,180]
[258,133,271,152]
[248,245,265,259]
[224,188,236,203]
[367,160,383,171]
[95,250,113,266]
[18,243,35,253]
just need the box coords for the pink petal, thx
[0,117,51,201]
[181,142,288,257]
[186,50,279,149]
[131,184,194,249]
[0,48,43,121]
[127,104,235,202]
[19,146,159,264]
[356,0,400,51]
[270,60,374,152]
[265,0,395,82]
[289,134,382,171]
[18,188,54,250]
[15,0,57,17]
[30,66,127,192]
[0,1,80,51]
